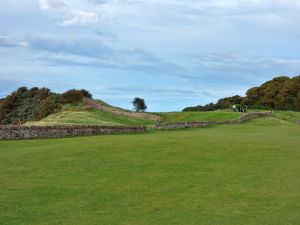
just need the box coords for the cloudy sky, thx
[1,0,300,111]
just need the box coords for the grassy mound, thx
[1,122,300,225]
[26,104,155,126]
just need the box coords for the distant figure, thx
[243,105,248,113]
[232,105,236,112]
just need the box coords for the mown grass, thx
[1,118,300,225]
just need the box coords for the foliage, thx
[0,87,61,125]
[132,97,147,112]
[60,89,84,105]
[80,89,93,99]
[183,103,219,111]
[183,95,243,111]
[0,87,95,125]
[242,75,300,111]
[217,95,243,108]
[184,75,300,111]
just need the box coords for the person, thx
[232,105,236,112]
[244,105,248,113]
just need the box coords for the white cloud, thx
[39,0,99,26]
[37,0,300,28]
[39,0,68,12]
[62,9,99,25]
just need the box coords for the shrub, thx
[0,87,61,125]
[60,89,84,105]
[80,89,93,99]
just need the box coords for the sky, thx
[1,0,300,112]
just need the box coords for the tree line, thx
[183,75,300,112]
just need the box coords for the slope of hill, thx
[89,99,161,122]
[26,101,158,126]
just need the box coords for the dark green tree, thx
[132,97,147,112]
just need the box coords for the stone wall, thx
[154,112,272,130]
[0,125,146,140]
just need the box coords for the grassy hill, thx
[26,105,156,126]
[26,99,300,127]
[26,100,250,126]
[26,101,159,126]
[1,118,300,225]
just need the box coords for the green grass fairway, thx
[159,111,242,122]
[1,119,300,225]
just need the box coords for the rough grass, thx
[158,111,243,122]
[272,111,300,124]
[26,107,156,126]
[1,118,300,225]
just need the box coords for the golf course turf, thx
[1,118,300,225]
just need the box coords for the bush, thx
[36,95,61,120]
[0,87,62,125]
[80,89,93,99]
[60,89,84,105]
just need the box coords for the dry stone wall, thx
[154,112,272,130]
[0,125,146,140]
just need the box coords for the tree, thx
[242,87,260,106]
[258,76,290,109]
[183,75,300,112]
[216,95,243,109]
[132,97,147,112]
